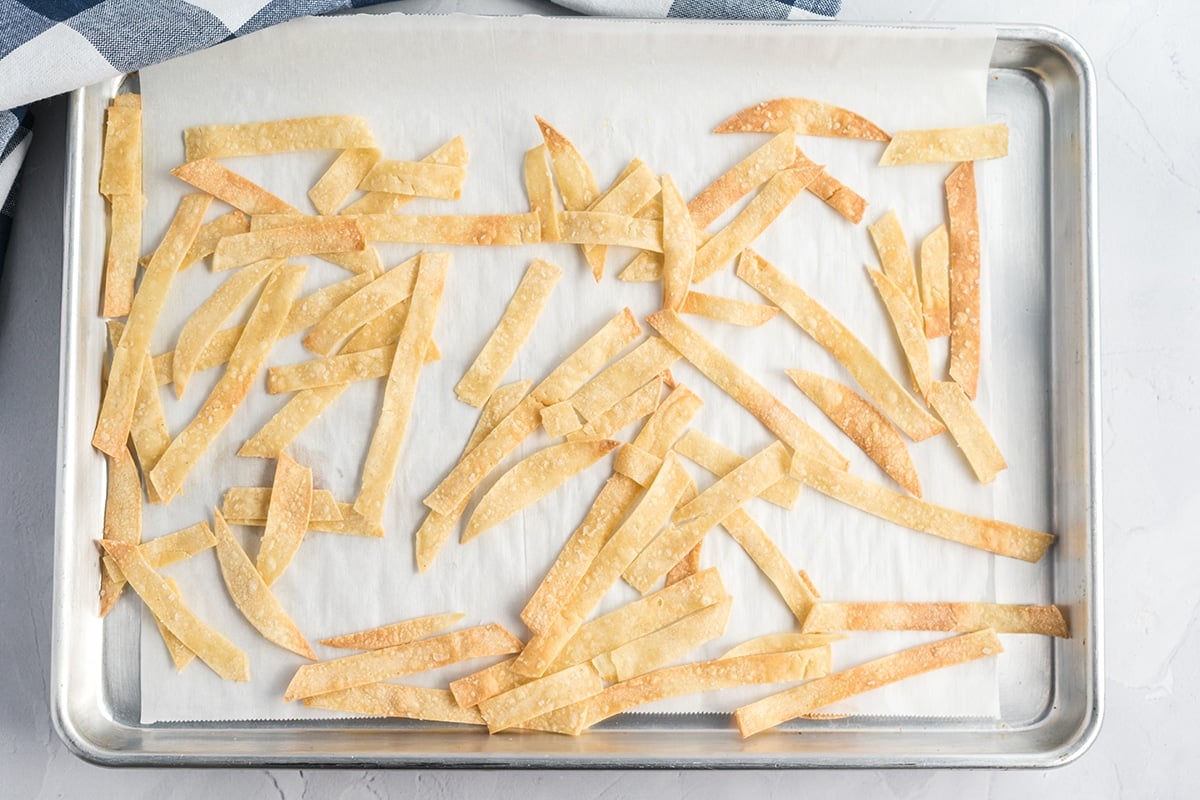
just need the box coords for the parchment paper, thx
[132,14,1050,724]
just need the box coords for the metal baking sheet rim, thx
[50,20,1102,769]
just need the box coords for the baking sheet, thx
[125,14,1049,725]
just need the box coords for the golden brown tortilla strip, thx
[879,124,1008,166]
[455,259,563,406]
[320,612,466,650]
[171,159,295,215]
[357,212,541,246]
[692,164,821,283]
[926,380,1007,483]
[283,624,522,702]
[868,210,921,314]
[93,194,211,456]
[100,539,249,681]
[660,174,694,311]
[714,98,890,141]
[646,309,847,466]
[340,136,469,215]
[478,663,603,733]
[792,453,1053,562]
[103,193,141,317]
[149,264,303,502]
[308,147,381,215]
[100,523,219,594]
[255,454,314,587]
[786,369,921,497]
[354,253,449,527]
[794,146,867,224]
[664,541,704,587]
[184,115,375,160]
[268,344,397,394]
[720,633,841,660]
[359,159,467,200]
[248,213,380,276]
[212,218,364,272]
[690,130,796,228]
[735,250,943,441]
[802,602,1067,637]
[449,658,525,709]
[132,353,169,502]
[98,445,142,616]
[571,336,679,422]
[920,224,951,339]
[304,684,485,725]
[673,429,800,509]
[679,292,778,327]
[946,161,981,398]
[524,144,561,243]
[151,577,197,671]
[604,598,732,682]
[734,629,1003,736]
[99,103,141,197]
[237,385,344,458]
[567,375,662,442]
[536,116,597,211]
[866,267,933,398]
[557,211,663,252]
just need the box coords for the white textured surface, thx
[2,0,1197,795]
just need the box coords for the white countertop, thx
[2,0,1195,795]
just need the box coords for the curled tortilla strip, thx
[714,97,890,140]
[320,612,466,650]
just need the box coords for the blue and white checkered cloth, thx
[0,0,838,276]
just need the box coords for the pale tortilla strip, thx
[536,116,597,211]
[946,162,981,398]
[679,291,778,327]
[283,624,522,701]
[720,510,818,624]
[567,375,662,442]
[478,663,603,733]
[868,210,921,314]
[449,658,525,708]
[173,259,278,397]
[879,124,1008,166]
[100,522,218,592]
[920,224,951,339]
[583,160,661,280]
[340,136,469,215]
[226,503,382,538]
[866,266,933,399]
[423,309,640,515]
[455,259,563,406]
[304,684,485,725]
[103,193,141,317]
[212,218,364,272]
[308,147,381,215]
[237,385,344,459]
[93,194,211,456]
[714,98,890,140]
[557,211,662,252]
[354,253,449,526]
[359,160,467,200]
[248,213,380,276]
[220,487,342,523]
[571,336,679,422]
[646,309,847,466]
[171,159,295,215]
[513,454,693,678]
[131,350,170,501]
[734,629,1003,737]
[415,381,531,572]
[267,344,397,394]
[320,612,466,650]
[803,602,1067,637]
[524,144,561,243]
[99,103,141,197]
[334,299,440,363]
[786,369,921,497]
[184,115,375,160]
[624,441,791,594]
[144,210,250,272]
[255,454,314,587]
[303,255,418,355]
[674,429,800,509]
[791,453,1054,562]
[211,511,315,660]
[795,146,868,224]
[692,164,821,283]
[151,577,196,671]
[99,540,249,681]
[612,442,664,488]
[98,445,142,616]
[149,264,304,502]
[720,633,841,660]
[926,380,1007,483]
[520,386,702,635]
[660,174,695,311]
[735,250,943,442]
[357,212,541,246]
[604,598,732,682]
[463,439,620,542]
[540,401,582,438]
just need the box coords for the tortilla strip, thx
[151,577,196,671]
[99,540,249,681]
[358,160,467,201]
[679,292,777,327]
[692,164,821,283]
[536,116,598,211]
[541,401,582,437]
[249,212,381,276]
[523,144,562,243]
[255,454,314,587]
[357,212,541,246]
[238,385,345,458]
[93,194,211,456]
[268,344,397,394]
[735,250,943,441]
[103,193,141,317]
[690,130,796,227]
[946,161,981,398]
[868,210,921,314]
[340,136,469,215]
[415,381,531,572]
[478,663,603,733]
[604,598,732,682]
[144,210,250,272]
[320,612,466,650]
[571,336,679,422]
[734,630,1003,737]
[567,375,662,442]
[99,103,141,197]
[171,159,295,215]
[879,124,1008,166]
[212,218,364,271]
[660,174,695,311]
[557,211,663,252]
[791,453,1054,562]
[926,380,1007,483]
[803,602,1067,637]
[920,224,951,339]
[714,98,890,140]
[304,684,485,725]
[131,350,170,500]
[450,658,525,708]
[354,253,449,526]
[520,386,702,635]
[866,267,933,398]
[455,259,563,406]
[674,429,800,509]
[149,264,304,502]
[664,541,704,587]
[794,146,867,224]
[100,521,218,587]
[720,633,841,660]
[220,487,341,523]
[583,161,661,280]
[173,259,278,397]
[301,257,417,355]
[308,147,381,215]
[646,309,847,466]
[283,624,522,701]
[721,510,818,624]
[184,115,375,160]
[227,503,382,538]
[786,369,921,497]
[98,446,142,616]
